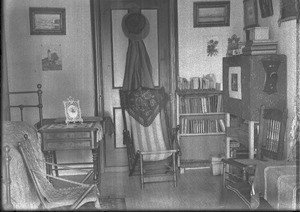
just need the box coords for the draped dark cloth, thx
[121,37,167,127]
[122,40,154,90]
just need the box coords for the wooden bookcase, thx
[176,89,226,171]
[223,54,287,159]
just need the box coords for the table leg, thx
[92,149,98,186]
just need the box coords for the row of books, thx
[180,118,226,134]
[179,95,222,114]
[242,39,278,55]
[178,74,220,90]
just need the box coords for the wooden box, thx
[249,27,269,40]
[223,54,287,121]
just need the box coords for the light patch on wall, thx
[41,44,62,71]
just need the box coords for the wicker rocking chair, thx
[18,134,101,210]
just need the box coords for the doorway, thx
[91,0,177,171]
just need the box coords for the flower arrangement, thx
[207,39,219,56]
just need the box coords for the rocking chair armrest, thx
[32,169,91,187]
[43,161,93,173]
[139,150,178,155]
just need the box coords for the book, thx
[243,45,277,51]
[245,39,278,45]
[243,49,277,55]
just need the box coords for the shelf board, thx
[180,132,225,136]
[179,112,225,116]
[176,89,223,96]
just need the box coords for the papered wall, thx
[177,0,244,89]
[4,0,95,125]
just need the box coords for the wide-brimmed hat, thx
[122,12,150,41]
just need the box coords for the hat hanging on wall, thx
[122,11,150,41]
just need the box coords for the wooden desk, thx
[39,121,103,187]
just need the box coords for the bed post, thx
[3,145,13,209]
[37,84,43,128]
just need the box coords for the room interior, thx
[1,0,300,210]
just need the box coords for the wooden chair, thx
[221,105,287,208]
[120,86,180,189]
[18,134,101,210]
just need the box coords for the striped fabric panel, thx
[129,115,172,161]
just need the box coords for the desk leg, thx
[92,149,99,187]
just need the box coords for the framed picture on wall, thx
[228,66,242,99]
[278,0,298,26]
[259,0,273,18]
[29,7,66,35]
[243,0,258,29]
[193,1,230,28]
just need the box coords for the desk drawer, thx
[44,140,92,150]
[44,132,91,139]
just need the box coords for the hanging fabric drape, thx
[122,40,154,90]
[120,11,168,126]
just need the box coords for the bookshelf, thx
[176,89,226,172]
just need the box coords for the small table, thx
[39,119,103,187]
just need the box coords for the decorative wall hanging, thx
[41,44,62,71]
[63,96,83,125]
[29,7,66,35]
[193,1,230,28]
[243,0,259,29]
[278,0,298,26]
[207,39,219,56]
[259,0,273,18]
[261,58,281,95]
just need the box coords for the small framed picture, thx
[243,0,259,29]
[29,7,66,35]
[259,0,273,18]
[193,1,230,28]
[63,96,83,125]
[228,66,242,99]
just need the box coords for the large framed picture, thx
[29,7,66,35]
[259,0,273,18]
[243,0,258,29]
[193,1,230,28]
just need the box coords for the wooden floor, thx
[54,167,274,210]
[55,168,225,210]
[102,168,224,210]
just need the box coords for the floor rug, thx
[99,196,126,210]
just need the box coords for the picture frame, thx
[259,0,273,18]
[243,0,259,29]
[228,67,242,99]
[63,96,83,125]
[29,7,66,35]
[278,0,298,26]
[193,1,230,28]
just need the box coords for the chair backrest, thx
[120,86,172,161]
[257,105,287,160]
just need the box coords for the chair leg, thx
[172,153,177,187]
[140,154,144,189]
